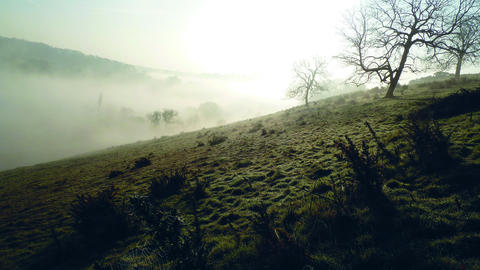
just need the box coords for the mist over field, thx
[0,36,299,171]
[0,66,298,171]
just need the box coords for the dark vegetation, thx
[149,167,189,199]
[70,186,136,240]
[1,78,480,270]
[133,157,151,169]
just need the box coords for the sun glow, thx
[185,0,359,98]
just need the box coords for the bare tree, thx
[433,15,480,79]
[337,0,478,98]
[286,56,330,108]
[162,109,179,124]
[146,110,162,126]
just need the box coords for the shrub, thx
[208,135,228,146]
[401,113,453,172]
[418,87,480,119]
[149,167,190,198]
[70,185,136,240]
[95,195,212,270]
[334,135,384,201]
[134,157,151,169]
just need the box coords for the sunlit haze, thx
[1,0,359,96]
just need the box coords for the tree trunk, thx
[384,78,398,98]
[384,39,413,98]
[305,86,310,108]
[455,53,464,80]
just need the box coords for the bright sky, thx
[3,0,480,100]
[0,0,358,76]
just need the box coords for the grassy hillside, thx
[1,78,480,270]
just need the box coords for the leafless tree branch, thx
[335,0,478,98]
[285,56,331,107]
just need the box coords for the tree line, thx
[145,101,223,130]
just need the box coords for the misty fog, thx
[0,70,298,171]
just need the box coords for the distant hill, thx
[0,36,260,82]
[0,36,149,80]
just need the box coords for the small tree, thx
[146,110,162,126]
[285,56,330,108]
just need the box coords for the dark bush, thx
[418,87,480,119]
[134,157,151,169]
[70,185,136,240]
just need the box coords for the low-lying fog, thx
[0,71,299,171]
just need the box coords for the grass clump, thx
[188,173,211,200]
[235,160,253,169]
[149,167,190,199]
[208,135,228,146]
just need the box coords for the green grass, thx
[1,78,480,270]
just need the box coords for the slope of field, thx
[1,79,480,270]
